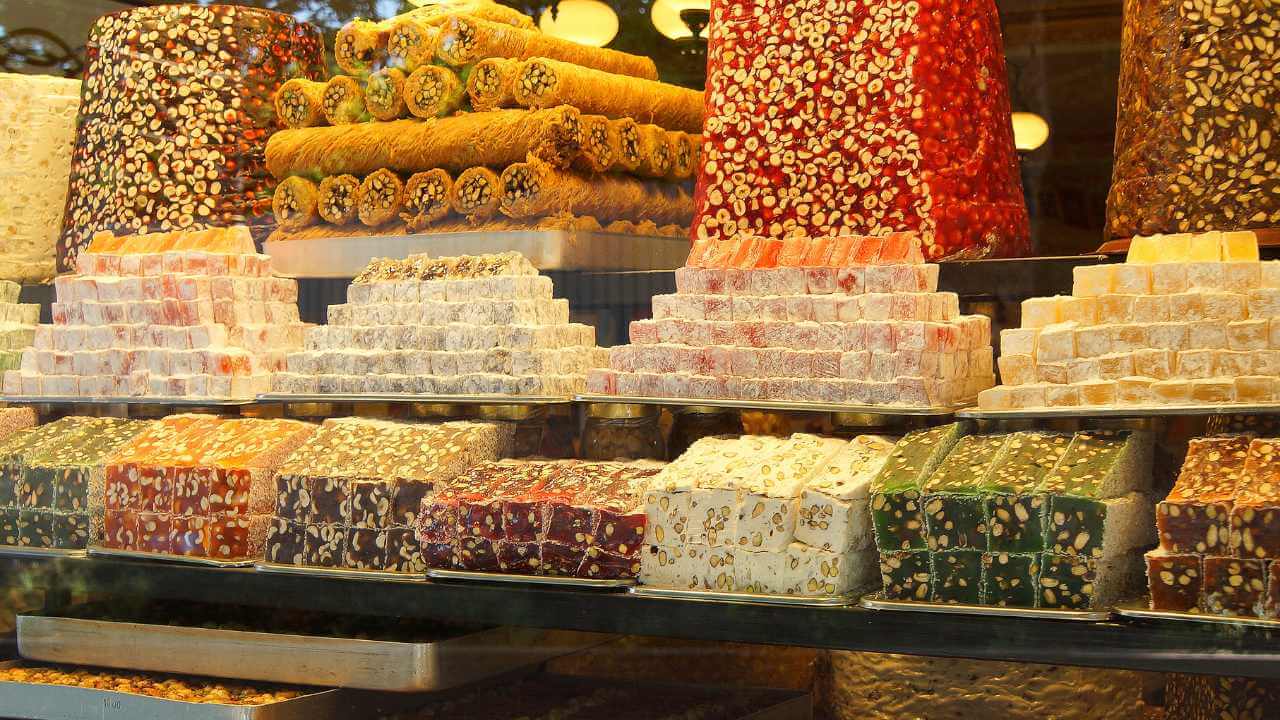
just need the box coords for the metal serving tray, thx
[957,402,1280,420]
[0,546,86,560]
[17,617,613,693]
[1117,604,1280,630]
[0,660,347,720]
[264,229,690,277]
[428,567,634,589]
[87,547,254,568]
[576,393,963,417]
[859,594,1112,621]
[631,585,855,607]
[255,561,426,583]
[0,396,258,407]
[257,393,571,405]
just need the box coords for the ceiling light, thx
[539,0,619,48]
[1011,111,1050,151]
[652,0,711,40]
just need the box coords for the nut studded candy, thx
[1229,438,1280,560]
[870,423,967,551]
[879,549,931,601]
[1202,556,1267,618]
[983,552,1039,608]
[1144,549,1202,613]
[984,432,1072,554]
[931,550,984,605]
[1157,436,1250,555]
[1038,430,1154,559]
[795,435,895,552]
[921,435,1010,551]
[1037,551,1143,610]
[59,5,325,270]
[694,0,1030,258]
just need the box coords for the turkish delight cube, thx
[50,513,91,551]
[264,518,306,565]
[496,541,541,575]
[578,547,641,580]
[540,541,584,576]
[385,529,426,573]
[350,480,394,530]
[307,477,351,524]
[274,475,311,523]
[303,523,345,568]
[134,512,171,554]
[1231,500,1280,561]
[931,550,984,604]
[1203,556,1266,617]
[1145,550,1202,612]
[1073,266,1114,297]
[343,527,389,570]
[983,552,1039,608]
[879,550,931,601]
[733,493,798,552]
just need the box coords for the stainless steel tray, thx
[428,567,634,589]
[264,229,689,278]
[0,396,258,407]
[957,402,1280,420]
[576,393,963,417]
[0,546,86,560]
[16,618,612,693]
[88,547,255,568]
[0,659,347,720]
[631,585,855,607]
[257,393,571,405]
[859,593,1112,621]
[255,561,426,583]
[1117,603,1280,629]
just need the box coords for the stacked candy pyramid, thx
[980,230,1280,409]
[273,252,605,397]
[5,227,305,399]
[0,280,39,373]
[588,234,994,407]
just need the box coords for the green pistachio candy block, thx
[984,432,1072,553]
[0,507,19,545]
[1038,430,1153,501]
[0,349,22,369]
[931,549,984,604]
[922,434,1010,551]
[1038,551,1143,610]
[1045,492,1155,559]
[870,423,968,551]
[878,550,931,601]
[983,552,1040,608]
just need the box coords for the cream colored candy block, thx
[1254,350,1280,374]
[1169,293,1204,320]
[1098,294,1138,324]
[1248,289,1280,318]
[1045,384,1081,407]
[1221,231,1259,262]
[1132,295,1170,323]
[1126,235,1161,264]
[1200,292,1247,322]
[644,489,691,546]
[1216,350,1252,376]
[734,493,798,551]
[759,543,856,597]
[1236,376,1279,402]
[1078,379,1118,406]
[1151,263,1189,295]
[997,354,1036,386]
[1229,320,1269,351]
[701,546,736,591]
[1225,262,1260,292]
[1185,263,1227,291]
[1007,384,1048,409]
[1067,357,1101,383]
[1035,322,1077,363]
[1152,379,1191,404]
[1133,349,1174,379]
[1037,362,1069,384]
[688,486,739,546]
[1187,321,1227,350]
[1058,296,1098,325]
[1159,233,1193,261]
[1188,232,1222,261]
[1262,262,1280,289]
[796,489,868,552]
[1190,378,1235,403]
[977,386,1011,410]
[1176,350,1216,379]
[1000,327,1038,356]
[732,548,765,593]
[1117,376,1155,404]
[1097,353,1134,379]
[1147,322,1190,351]
[1111,264,1152,294]
[1074,325,1112,358]
[1273,319,1280,349]
[1021,297,1063,328]
[1110,325,1148,353]
[640,544,698,589]
[1073,265,1114,297]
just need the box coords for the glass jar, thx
[582,403,664,461]
[668,406,742,459]
[476,404,549,458]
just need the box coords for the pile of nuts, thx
[0,665,305,705]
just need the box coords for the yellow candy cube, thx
[1072,265,1114,298]
[1188,232,1222,262]
[1221,231,1260,262]
[1126,235,1162,264]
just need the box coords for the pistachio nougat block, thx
[1038,550,1144,610]
[984,432,1072,553]
[870,423,968,551]
[733,435,847,552]
[1039,430,1155,559]
[983,552,1040,608]
[931,549,984,604]
[922,434,1010,551]
[1157,436,1249,555]
[879,549,932,601]
[795,435,895,552]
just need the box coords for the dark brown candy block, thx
[102,509,138,550]
[18,510,56,548]
[303,523,345,568]
[578,547,640,580]
[169,516,211,558]
[391,479,431,528]
[264,518,306,565]
[0,508,20,545]
[136,512,171,554]
[307,477,351,524]
[417,495,460,543]
[15,469,55,509]
[545,501,597,550]
[1267,562,1280,619]
[456,536,499,571]
[1145,550,1202,613]
[459,497,506,541]
[540,541,584,577]
[274,475,311,522]
[1231,503,1280,561]
[50,513,91,550]
[209,468,251,516]
[136,466,172,515]
[103,464,138,511]
[497,541,541,575]
[1157,499,1230,555]
[421,540,456,569]
[51,468,91,513]
[593,508,645,558]
[350,480,395,530]
[385,529,425,573]
[1203,556,1266,618]
[343,527,389,570]
[170,466,210,517]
